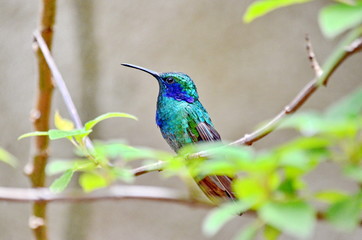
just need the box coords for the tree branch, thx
[1,186,361,227]
[25,1,57,239]
[0,186,213,208]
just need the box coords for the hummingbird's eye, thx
[165,77,175,84]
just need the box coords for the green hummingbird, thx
[122,63,236,203]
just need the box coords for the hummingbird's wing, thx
[185,107,236,202]
[195,122,221,141]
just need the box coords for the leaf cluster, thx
[198,87,362,239]
[244,0,362,38]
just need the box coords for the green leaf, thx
[314,190,348,204]
[259,200,315,238]
[319,1,362,38]
[277,178,299,196]
[263,224,281,240]
[243,0,312,23]
[197,160,237,177]
[84,112,137,131]
[112,167,134,183]
[48,129,92,140]
[233,178,267,203]
[326,87,362,120]
[0,148,17,167]
[50,169,74,193]
[54,111,74,130]
[18,131,49,140]
[280,112,324,136]
[46,159,94,175]
[233,221,260,240]
[46,160,75,175]
[326,193,362,230]
[203,201,254,237]
[79,172,108,192]
[343,164,362,182]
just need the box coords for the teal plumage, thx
[122,63,236,202]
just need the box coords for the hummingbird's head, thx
[122,63,199,103]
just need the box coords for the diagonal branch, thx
[33,31,93,150]
[231,27,362,146]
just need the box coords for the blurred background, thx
[1,0,361,239]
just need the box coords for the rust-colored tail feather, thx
[197,175,236,203]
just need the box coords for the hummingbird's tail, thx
[197,175,236,202]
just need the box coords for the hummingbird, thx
[122,63,236,203]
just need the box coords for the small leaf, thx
[50,169,74,193]
[48,129,92,140]
[84,112,137,131]
[54,111,74,130]
[263,224,281,240]
[280,112,324,136]
[46,159,94,175]
[259,200,315,238]
[343,164,362,182]
[314,190,348,204]
[243,0,312,23]
[233,178,266,203]
[0,148,17,167]
[79,172,108,192]
[319,2,362,38]
[18,131,49,140]
[203,201,254,237]
[326,87,362,120]
[233,221,260,240]
[112,168,134,183]
[326,193,362,230]
[46,160,75,175]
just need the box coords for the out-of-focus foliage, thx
[244,0,362,38]
[198,87,362,239]
[243,0,312,23]
[0,148,17,168]
[319,1,362,38]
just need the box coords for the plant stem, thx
[25,1,57,239]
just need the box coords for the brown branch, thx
[131,160,164,176]
[0,186,213,208]
[25,1,57,239]
[1,186,361,228]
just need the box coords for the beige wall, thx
[1,0,361,239]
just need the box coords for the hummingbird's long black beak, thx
[121,63,160,79]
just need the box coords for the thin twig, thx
[33,31,93,149]
[305,34,323,77]
[131,160,164,176]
